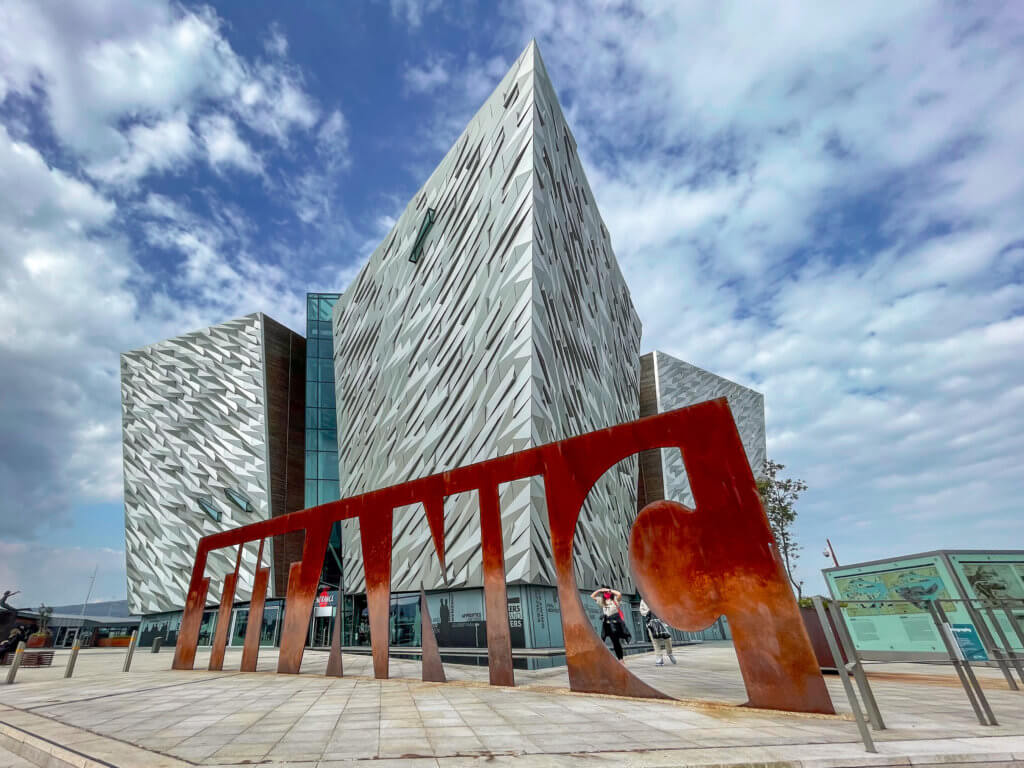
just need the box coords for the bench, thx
[0,650,55,667]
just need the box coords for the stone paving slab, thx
[0,643,1021,767]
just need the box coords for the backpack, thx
[648,617,671,639]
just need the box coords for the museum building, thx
[123,43,763,660]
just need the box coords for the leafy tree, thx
[756,459,808,599]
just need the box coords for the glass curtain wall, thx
[305,293,344,589]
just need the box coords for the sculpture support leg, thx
[278,522,332,674]
[173,566,210,671]
[479,483,514,687]
[420,588,445,682]
[208,572,237,671]
[241,565,269,672]
[361,508,394,679]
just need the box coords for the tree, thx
[756,459,807,599]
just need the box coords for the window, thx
[225,488,255,514]
[409,207,437,264]
[197,497,220,522]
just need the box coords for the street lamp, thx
[823,538,839,568]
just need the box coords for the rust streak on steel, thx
[420,587,445,683]
[240,538,268,673]
[173,400,834,714]
[479,480,514,687]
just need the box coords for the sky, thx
[1,0,1022,608]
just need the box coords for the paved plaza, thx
[1,642,1023,767]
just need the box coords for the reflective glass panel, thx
[306,356,318,380]
[319,359,334,381]
[319,382,335,407]
[305,451,317,477]
[318,299,335,321]
[305,480,317,507]
[307,295,317,319]
[318,429,336,451]
[306,381,317,406]
[306,430,317,450]
[318,480,339,502]
[320,408,336,430]
[319,452,339,480]
[319,339,333,358]
[305,408,318,429]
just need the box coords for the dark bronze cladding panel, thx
[637,352,664,508]
[262,315,308,596]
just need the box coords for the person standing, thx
[639,599,676,666]
[590,587,630,662]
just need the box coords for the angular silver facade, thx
[638,351,766,510]
[332,42,642,594]
[121,313,305,615]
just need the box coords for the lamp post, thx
[824,538,840,568]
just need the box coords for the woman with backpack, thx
[589,587,630,662]
[639,599,676,666]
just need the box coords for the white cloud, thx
[87,112,195,186]
[389,0,442,28]
[492,1,1024,589]
[199,114,262,174]
[0,1,337,557]
[404,56,450,93]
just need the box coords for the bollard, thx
[151,636,163,653]
[65,640,81,678]
[4,641,26,685]
[122,630,138,672]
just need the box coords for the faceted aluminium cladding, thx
[121,313,305,615]
[332,42,642,595]
[637,351,767,510]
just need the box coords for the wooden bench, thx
[0,650,55,667]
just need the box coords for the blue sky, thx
[1,0,1022,607]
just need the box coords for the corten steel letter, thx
[360,505,394,679]
[478,482,515,686]
[543,444,667,700]
[209,546,242,671]
[173,399,833,714]
[278,521,332,674]
[241,539,269,673]
[628,405,834,714]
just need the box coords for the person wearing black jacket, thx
[639,599,676,666]
[590,587,630,661]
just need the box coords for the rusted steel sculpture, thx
[419,588,446,683]
[172,398,834,714]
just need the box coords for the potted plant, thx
[27,604,53,648]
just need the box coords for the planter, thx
[96,636,133,648]
[26,633,51,648]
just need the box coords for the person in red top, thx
[590,587,630,662]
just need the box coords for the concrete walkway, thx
[1,642,1022,767]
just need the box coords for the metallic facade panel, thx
[332,42,641,594]
[121,313,303,615]
[647,351,767,508]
